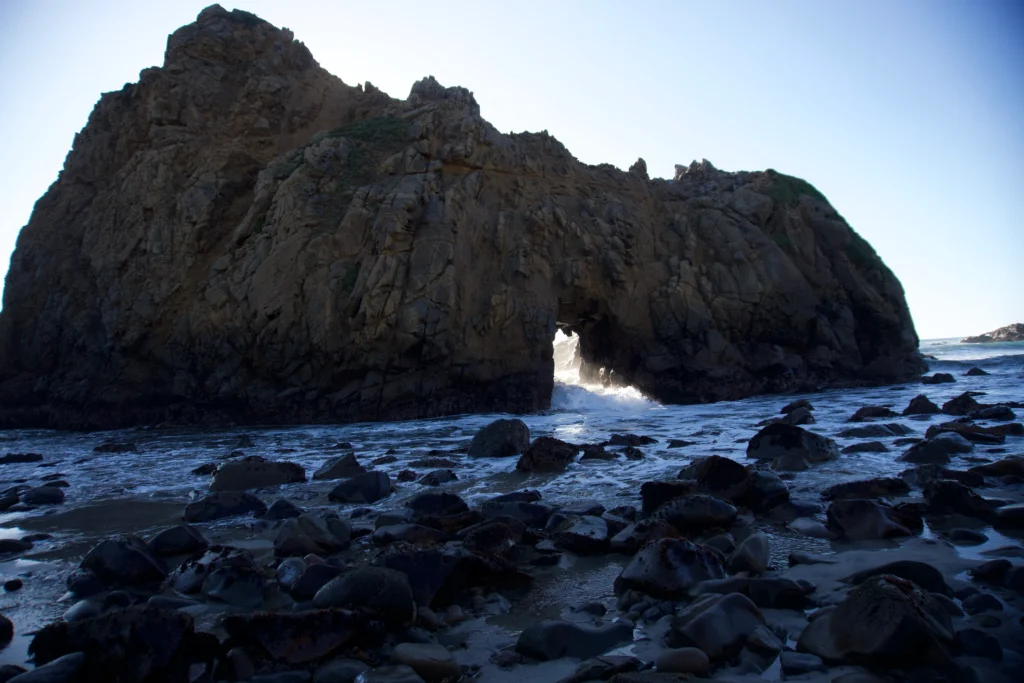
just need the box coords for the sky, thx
[0,0,1021,340]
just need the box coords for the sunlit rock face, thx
[0,5,923,429]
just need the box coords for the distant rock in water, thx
[961,323,1024,344]
[0,6,924,429]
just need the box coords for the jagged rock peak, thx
[409,76,480,116]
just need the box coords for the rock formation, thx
[961,323,1024,344]
[0,5,923,428]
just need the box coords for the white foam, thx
[550,330,657,412]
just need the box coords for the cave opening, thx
[551,326,627,390]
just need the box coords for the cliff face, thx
[0,6,923,429]
[961,324,1024,344]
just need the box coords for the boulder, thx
[391,643,460,683]
[927,421,1009,444]
[418,469,457,486]
[222,608,376,665]
[328,471,392,503]
[654,647,710,675]
[844,560,952,596]
[515,620,632,661]
[903,394,940,415]
[407,491,468,518]
[372,524,449,546]
[607,434,657,447]
[972,405,1016,421]
[516,436,579,472]
[167,545,259,594]
[921,373,955,384]
[0,453,42,464]
[609,519,679,555]
[727,532,769,574]
[826,499,922,540]
[666,592,766,660]
[836,423,912,438]
[147,525,209,556]
[652,494,737,532]
[20,486,65,505]
[822,477,910,501]
[614,538,726,599]
[210,460,305,491]
[275,514,350,556]
[923,479,993,518]
[677,455,749,502]
[796,575,954,667]
[479,499,552,527]
[640,480,697,515]
[467,419,530,458]
[848,406,899,421]
[313,567,415,626]
[553,516,609,554]
[781,398,813,414]
[202,565,265,608]
[378,545,480,608]
[966,367,989,376]
[741,468,790,511]
[263,498,304,520]
[992,503,1024,529]
[968,457,1024,478]
[942,392,982,416]
[312,453,366,481]
[746,423,838,469]
[80,535,167,586]
[183,491,267,522]
[27,607,207,682]
[898,432,973,464]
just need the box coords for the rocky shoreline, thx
[1,377,1022,683]
[961,324,1024,345]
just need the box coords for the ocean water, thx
[0,334,1021,668]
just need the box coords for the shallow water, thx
[0,337,1022,668]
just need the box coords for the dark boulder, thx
[746,423,838,470]
[781,399,813,414]
[553,516,610,554]
[843,560,952,596]
[479,499,552,527]
[639,480,696,515]
[667,592,766,661]
[942,392,983,416]
[222,608,381,665]
[516,437,579,472]
[841,441,888,454]
[418,469,457,486]
[923,479,993,518]
[312,453,366,481]
[609,518,679,555]
[20,486,65,505]
[0,453,42,464]
[210,460,305,491]
[183,491,267,523]
[607,434,657,447]
[677,455,749,502]
[515,620,632,661]
[147,525,208,557]
[328,471,392,504]
[903,394,940,415]
[898,432,973,465]
[921,373,955,385]
[652,495,737,532]
[263,498,304,520]
[313,567,414,626]
[81,535,167,586]
[741,468,790,512]
[826,499,922,540]
[614,538,726,599]
[467,419,530,458]
[972,405,1016,421]
[822,477,910,501]
[965,367,989,376]
[848,406,899,421]
[167,545,259,594]
[274,514,350,557]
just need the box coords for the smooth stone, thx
[468,419,530,458]
[515,620,633,661]
[5,653,86,683]
[390,643,460,683]
[313,567,414,626]
[654,647,710,675]
[313,658,371,683]
[780,651,826,675]
[727,532,769,574]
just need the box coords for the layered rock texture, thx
[0,6,923,428]
[961,323,1024,344]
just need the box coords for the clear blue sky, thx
[1,0,1021,339]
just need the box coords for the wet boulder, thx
[746,423,838,470]
[81,535,167,587]
[822,477,910,501]
[377,545,483,609]
[926,421,1008,444]
[677,455,749,502]
[921,373,955,385]
[288,563,344,601]
[467,419,530,458]
[222,608,381,665]
[903,394,940,415]
[966,367,989,376]
[841,441,888,454]
[202,565,265,608]
[848,406,900,421]
[843,560,952,596]
[262,498,304,520]
[796,575,954,667]
[312,453,366,481]
[20,486,65,505]
[515,437,579,473]
[666,592,766,661]
[553,516,609,554]
[167,545,259,594]
[614,538,726,599]
[460,519,520,557]
[972,405,1016,421]
[275,514,350,557]
[639,480,697,515]
[741,467,790,511]
[652,494,737,533]
[942,392,983,416]
[28,606,211,683]
[923,479,993,518]
[479,499,552,527]
[609,518,679,554]
[210,460,305,492]
[372,524,449,546]
[419,469,457,486]
[992,503,1024,529]
[968,457,1024,478]
[837,423,913,438]
[407,491,469,518]
[328,471,393,504]
[183,491,267,523]
[147,525,209,557]
[898,432,973,464]
[781,399,813,414]
[826,499,923,540]
[391,642,461,682]
[607,433,657,447]
[515,620,633,661]
[727,532,769,574]
[313,567,415,626]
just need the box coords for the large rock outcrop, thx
[0,6,923,428]
[961,323,1024,344]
